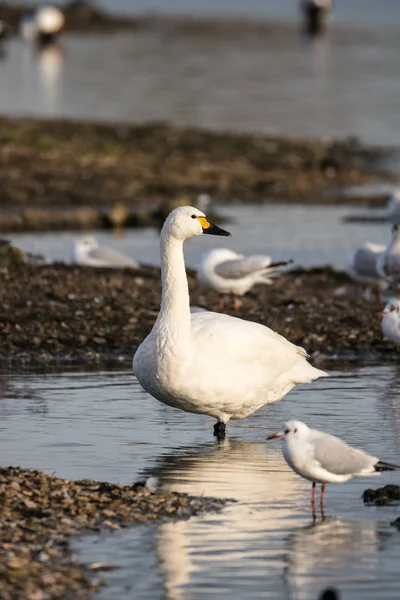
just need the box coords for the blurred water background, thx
[1,0,400,144]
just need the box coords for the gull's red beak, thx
[378,310,388,317]
[267,432,283,440]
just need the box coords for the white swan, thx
[133,206,328,437]
[73,236,139,268]
[198,248,292,311]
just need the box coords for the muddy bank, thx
[0,466,224,600]
[0,252,397,363]
[0,116,395,232]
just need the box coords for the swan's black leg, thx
[213,421,226,439]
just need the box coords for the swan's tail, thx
[290,362,329,384]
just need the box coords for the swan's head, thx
[267,420,310,443]
[162,206,231,241]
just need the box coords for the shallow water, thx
[1,6,400,144]
[1,362,400,599]
[7,203,394,270]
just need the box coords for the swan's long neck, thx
[154,231,191,345]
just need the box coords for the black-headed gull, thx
[267,420,399,511]
[380,299,400,345]
[377,224,400,292]
[346,242,387,303]
[198,248,292,311]
[73,236,139,268]
[387,189,400,225]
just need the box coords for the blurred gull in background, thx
[346,242,387,303]
[73,236,139,268]
[387,189,400,224]
[198,248,292,311]
[377,224,400,293]
[301,0,332,36]
[20,5,65,46]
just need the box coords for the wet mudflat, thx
[1,364,400,599]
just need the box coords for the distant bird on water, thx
[267,420,399,510]
[73,236,139,268]
[198,248,292,311]
[20,5,65,46]
[346,242,387,303]
[301,0,332,36]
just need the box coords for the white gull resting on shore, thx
[380,299,400,345]
[73,236,139,268]
[268,420,399,511]
[346,242,387,303]
[133,206,327,438]
[198,248,292,311]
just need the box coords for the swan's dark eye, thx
[191,214,197,219]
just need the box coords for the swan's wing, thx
[214,255,272,279]
[311,432,376,476]
[190,311,321,383]
[89,247,138,267]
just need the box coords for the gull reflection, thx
[140,438,303,600]
[37,44,64,115]
[284,518,382,600]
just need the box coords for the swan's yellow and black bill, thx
[197,216,231,236]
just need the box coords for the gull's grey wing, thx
[311,432,375,476]
[353,246,382,277]
[89,247,138,267]
[384,243,400,278]
[214,255,273,279]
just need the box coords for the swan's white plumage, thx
[133,206,327,425]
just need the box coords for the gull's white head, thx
[162,206,230,242]
[73,236,99,262]
[380,299,400,320]
[35,6,65,35]
[267,420,310,443]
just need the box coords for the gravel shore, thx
[0,466,225,600]
[0,246,397,364]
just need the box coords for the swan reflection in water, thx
[284,517,386,600]
[140,438,304,600]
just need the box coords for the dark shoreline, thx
[0,257,398,365]
[0,115,396,233]
[0,466,225,600]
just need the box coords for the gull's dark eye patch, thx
[294,428,298,433]
[284,428,290,435]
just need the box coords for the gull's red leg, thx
[373,287,381,304]
[218,294,225,312]
[320,483,326,507]
[311,481,316,506]
[233,294,241,312]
